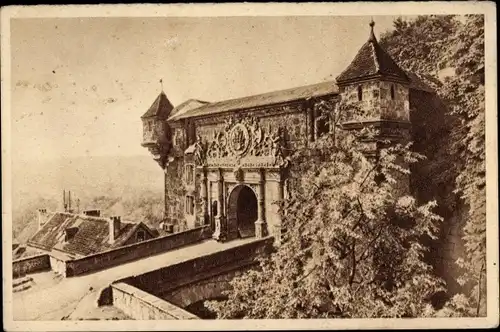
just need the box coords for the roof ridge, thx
[370,41,380,74]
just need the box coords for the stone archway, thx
[226,185,257,240]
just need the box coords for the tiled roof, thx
[141,91,174,119]
[169,81,338,121]
[169,99,210,121]
[406,71,439,93]
[336,22,408,84]
[28,212,155,257]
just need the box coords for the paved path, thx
[13,238,256,321]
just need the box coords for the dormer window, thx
[357,85,363,101]
[136,230,145,242]
[64,227,79,242]
[390,84,395,100]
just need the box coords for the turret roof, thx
[141,91,174,119]
[336,20,409,84]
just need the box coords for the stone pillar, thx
[274,176,285,246]
[200,168,209,225]
[255,169,267,238]
[213,169,226,241]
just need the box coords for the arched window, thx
[390,84,395,100]
[357,85,363,101]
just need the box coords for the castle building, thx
[141,21,435,244]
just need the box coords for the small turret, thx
[336,19,411,145]
[141,81,175,169]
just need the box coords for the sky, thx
[10,15,409,162]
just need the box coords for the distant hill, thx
[10,155,165,242]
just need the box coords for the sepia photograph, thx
[1,2,498,331]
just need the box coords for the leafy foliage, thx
[207,99,445,318]
[208,15,486,319]
[381,14,486,316]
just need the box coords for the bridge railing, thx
[122,236,275,295]
[111,282,200,320]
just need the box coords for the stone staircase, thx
[13,276,34,293]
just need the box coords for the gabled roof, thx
[169,81,339,121]
[28,212,156,258]
[336,21,409,84]
[141,91,174,119]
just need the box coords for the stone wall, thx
[12,254,50,278]
[65,225,212,277]
[49,255,67,276]
[111,282,199,320]
[163,264,253,308]
[164,158,187,230]
[341,79,409,122]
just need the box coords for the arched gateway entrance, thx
[226,185,257,239]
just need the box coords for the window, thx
[316,114,329,137]
[136,230,145,242]
[185,164,194,184]
[357,85,363,101]
[186,196,195,215]
[390,84,395,100]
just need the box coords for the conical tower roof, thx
[141,91,174,119]
[336,19,409,84]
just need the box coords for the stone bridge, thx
[13,235,273,320]
[106,236,274,319]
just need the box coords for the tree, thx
[380,14,486,316]
[206,99,445,318]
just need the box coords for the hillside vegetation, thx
[11,155,165,243]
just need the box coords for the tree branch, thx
[357,226,384,263]
[349,242,357,286]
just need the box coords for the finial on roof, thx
[159,78,164,92]
[368,17,376,42]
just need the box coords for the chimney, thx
[63,190,67,212]
[37,208,48,230]
[83,209,101,217]
[108,216,121,244]
[68,191,72,213]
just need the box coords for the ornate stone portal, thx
[191,116,288,242]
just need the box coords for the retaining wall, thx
[111,282,200,320]
[12,254,51,278]
[65,225,212,277]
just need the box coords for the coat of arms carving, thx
[229,123,250,156]
[204,116,287,168]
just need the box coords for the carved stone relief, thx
[195,116,289,169]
